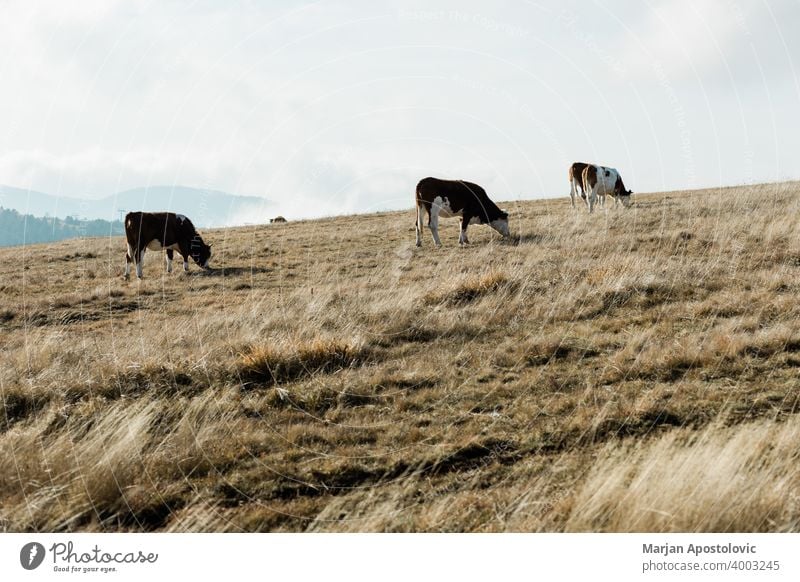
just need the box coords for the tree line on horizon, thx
[0,207,123,247]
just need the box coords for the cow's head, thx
[490,210,510,238]
[617,189,633,208]
[191,237,212,269]
[614,177,633,208]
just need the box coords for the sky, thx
[1,0,798,222]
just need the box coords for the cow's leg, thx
[178,241,191,272]
[459,214,470,245]
[428,205,442,247]
[165,249,173,273]
[569,179,576,208]
[587,186,596,213]
[124,244,133,279]
[415,202,423,247]
[135,248,145,279]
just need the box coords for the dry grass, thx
[236,339,371,387]
[0,182,799,532]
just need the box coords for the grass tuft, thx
[236,339,371,387]
[425,271,510,306]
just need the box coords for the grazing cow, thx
[581,165,633,213]
[415,177,510,247]
[270,216,287,224]
[124,212,212,279]
[568,162,590,208]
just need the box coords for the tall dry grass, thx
[0,182,799,531]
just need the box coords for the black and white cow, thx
[568,161,590,208]
[124,212,212,279]
[415,177,510,247]
[581,165,633,213]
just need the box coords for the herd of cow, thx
[122,162,631,278]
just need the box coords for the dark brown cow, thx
[580,165,633,213]
[415,177,510,247]
[124,212,212,279]
[568,161,590,208]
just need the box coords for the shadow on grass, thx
[498,233,545,246]
[196,265,273,277]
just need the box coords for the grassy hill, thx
[1,182,799,532]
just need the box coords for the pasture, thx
[1,182,799,532]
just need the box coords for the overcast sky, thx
[1,0,798,221]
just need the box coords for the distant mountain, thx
[0,185,273,228]
[0,185,80,219]
[0,207,124,247]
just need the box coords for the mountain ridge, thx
[0,184,273,228]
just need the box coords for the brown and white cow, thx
[124,212,212,279]
[568,161,590,208]
[581,165,633,213]
[415,177,510,247]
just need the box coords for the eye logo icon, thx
[20,542,46,570]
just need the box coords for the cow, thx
[270,216,287,224]
[581,165,633,213]
[568,162,590,208]
[415,177,510,247]
[124,212,212,279]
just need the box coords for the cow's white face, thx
[490,214,510,238]
[618,192,633,208]
[202,248,212,269]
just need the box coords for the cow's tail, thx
[414,185,424,247]
[416,202,422,230]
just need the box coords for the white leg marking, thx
[166,254,173,273]
[183,260,189,272]
[136,249,144,279]
[588,187,596,213]
[124,244,133,278]
[569,179,577,208]
[429,206,442,247]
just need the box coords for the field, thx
[1,182,799,532]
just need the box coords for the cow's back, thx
[125,211,190,245]
[583,166,619,194]
[596,167,619,193]
[417,177,488,202]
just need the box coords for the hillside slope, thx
[1,182,799,532]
